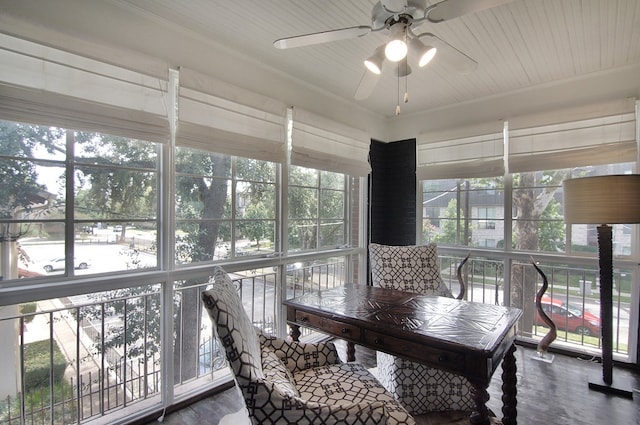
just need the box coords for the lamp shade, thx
[364,45,385,74]
[563,175,640,224]
[409,37,437,67]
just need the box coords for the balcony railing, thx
[0,252,632,425]
[439,252,632,357]
[0,255,349,425]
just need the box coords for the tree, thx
[433,199,465,245]
[288,166,319,250]
[74,132,157,241]
[173,149,231,381]
[510,171,569,334]
[0,121,64,277]
[240,203,271,249]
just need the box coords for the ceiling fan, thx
[274,0,513,110]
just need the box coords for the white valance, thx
[177,68,287,163]
[291,108,371,176]
[0,34,169,143]
[509,111,636,173]
[416,131,504,180]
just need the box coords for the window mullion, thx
[66,131,75,274]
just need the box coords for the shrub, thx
[19,302,37,323]
[23,340,68,391]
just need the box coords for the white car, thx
[42,257,90,272]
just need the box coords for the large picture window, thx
[174,147,277,264]
[1,120,160,279]
[419,103,638,362]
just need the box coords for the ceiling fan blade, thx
[381,0,409,14]
[418,32,478,74]
[425,0,514,23]
[354,71,379,100]
[274,26,371,49]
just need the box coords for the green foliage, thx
[433,199,466,245]
[23,340,68,391]
[240,203,273,248]
[538,199,565,252]
[20,302,37,323]
[74,132,158,225]
[0,121,65,219]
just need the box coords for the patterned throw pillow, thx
[201,267,264,381]
[369,243,453,297]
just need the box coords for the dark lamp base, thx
[588,372,635,399]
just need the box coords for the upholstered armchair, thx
[201,266,415,425]
[368,243,476,416]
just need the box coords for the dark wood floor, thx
[151,342,640,425]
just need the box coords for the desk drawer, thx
[364,330,465,373]
[295,311,361,340]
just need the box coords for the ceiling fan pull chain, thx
[396,70,401,115]
[404,50,409,104]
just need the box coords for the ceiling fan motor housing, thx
[373,0,428,29]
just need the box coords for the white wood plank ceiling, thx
[3,0,640,121]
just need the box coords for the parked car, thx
[42,257,91,272]
[534,296,600,336]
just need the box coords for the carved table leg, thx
[289,324,301,342]
[346,341,356,362]
[501,344,518,425]
[469,380,491,425]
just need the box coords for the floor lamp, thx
[563,175,640,398]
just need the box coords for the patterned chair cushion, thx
[258,328,339,373]
[375,356,476,414]
[369,243,453,297]
[294,362,414,425]
[369,244,475,415]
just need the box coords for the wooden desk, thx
[283,284,523,425]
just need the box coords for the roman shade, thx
[177,68,287,163]
[290,107,371,176]
[509,99,637,173]
[416,130,504,180]
[0,34,169,143]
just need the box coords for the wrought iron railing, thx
[0,253,631,425]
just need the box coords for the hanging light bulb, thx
[364,45,385,74]
[409,37,437,67]
[385,23,408,62]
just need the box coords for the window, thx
[288,165,347,251]
[174,148,277,263]
[0,41,367,425]
[1,121,160,279]
[422,178,505,247]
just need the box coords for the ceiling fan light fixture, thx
[409,37,437,67]
[364,45,385,74]
[396,62,412,77]
[385,39,407,61]
[385,23,408,62]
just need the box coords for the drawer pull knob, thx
[438,354,449,363]
[300,317,309,322]
[341,327,349,334]
[374,338,383,345]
